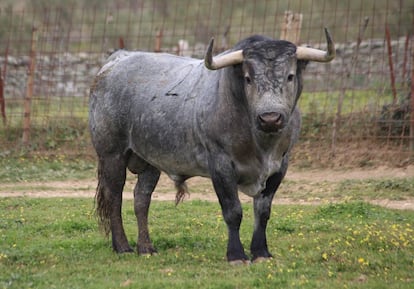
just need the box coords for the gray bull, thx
[89,29,335,263]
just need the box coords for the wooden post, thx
[154,27,163,52]
[331,17,369,156]
[22,27,37,146]
[280,11,302,44]
[119,37,125,49]
[0,73,5,125]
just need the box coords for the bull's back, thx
[90,51,213,176]
[94,51,203,104]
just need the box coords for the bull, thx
[89,28,335,264]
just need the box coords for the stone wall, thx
[0,37,411,99]
[1,52,105,99]
[303,37,412,93]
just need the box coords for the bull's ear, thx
[204,38,244,70]
[297,60,309,71]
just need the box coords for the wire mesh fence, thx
[0,0,413,166]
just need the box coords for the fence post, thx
[154,27,163,52]
[280,11,302,44]
[410,34,414,152]
[0,73,5,125]
[22,26,37,146]
[385,25,397,104]
[331,17,369,157]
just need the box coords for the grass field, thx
[1,197,413,289]
[1,155,413,288]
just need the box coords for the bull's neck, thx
[217,66,248,110]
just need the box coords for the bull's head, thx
[205,28,335,133]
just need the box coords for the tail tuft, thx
[94,162,111,236]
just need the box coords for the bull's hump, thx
[97,50,134,76]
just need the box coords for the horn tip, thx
[324,27,335,61]
[207,37,215,49]
[205,37,216,70]
[323,27,333,42]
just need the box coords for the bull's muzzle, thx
[257,112,285,133]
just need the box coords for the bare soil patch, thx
[1,166,413,210]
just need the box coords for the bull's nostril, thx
[259,112,282,125]
[258,112,285,132]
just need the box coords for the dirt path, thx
[1,166,413,210]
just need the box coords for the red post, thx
[402,34,410,84]
[385,24,397,105]
[119,37,125,49]
[0,73,5,125]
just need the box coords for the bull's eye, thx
[287,74,295,82]
[245,75,252,85]
[244,71,252,85]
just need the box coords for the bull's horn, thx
[296,28,335,62]
[204,37,243,70]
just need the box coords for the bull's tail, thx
[95,161,111,236]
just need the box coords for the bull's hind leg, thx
[95,154,132,253]
[250,157,289,262]
[132,164,160,255]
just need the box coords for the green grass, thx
[0,154,95,183]
[1,198,413,289]
[298,90,395,117]
[1,97,91,153]
[5,97,89,125]
[279,177,414,202]
[337,178,414,200]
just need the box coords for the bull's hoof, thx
[229,259,251,266]
[139,249,158,257]
[252,256,273,263]
[114,246,134,254]
[137,245,157,256]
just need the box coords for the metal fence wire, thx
[0,0,413,167]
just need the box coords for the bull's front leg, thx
[210,163,249,264]
[251,161,288,262]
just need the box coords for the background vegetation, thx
[0,0,412,53]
